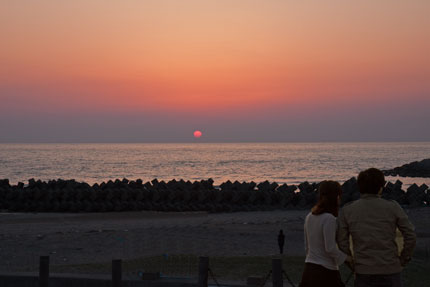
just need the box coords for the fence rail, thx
[0,255,302,287]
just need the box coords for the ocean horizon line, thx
[1,140,430,144]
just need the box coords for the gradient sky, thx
[1,0,429,142]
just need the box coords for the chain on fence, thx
[259,270,272,287]
[208,268,222,287]
[282,269,296,287]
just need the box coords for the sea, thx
[1,142,429,187]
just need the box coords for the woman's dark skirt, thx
[299,262,345,287]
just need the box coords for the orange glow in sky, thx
[1,1,429,142]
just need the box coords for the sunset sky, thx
[1,0,429,142]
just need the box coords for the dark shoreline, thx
[0,177,428,213]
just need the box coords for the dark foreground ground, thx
[1,208,429,286]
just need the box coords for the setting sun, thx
[194,130,202,138]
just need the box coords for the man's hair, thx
[357,168,385,194]
[312,180,342,217]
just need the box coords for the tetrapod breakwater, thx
[0,178,428,213]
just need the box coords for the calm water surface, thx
[1,143,429,186]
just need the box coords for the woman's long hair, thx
[311,180,342,217]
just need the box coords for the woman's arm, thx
[323,215,347,265]
[304,222,309,255]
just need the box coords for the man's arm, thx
[336,208,352,256]
[394,202,416,266]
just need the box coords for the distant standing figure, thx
[278,229,285,254]
[299,180,352,287]
[337,168,416,287]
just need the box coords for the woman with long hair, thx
[299,180,352,287]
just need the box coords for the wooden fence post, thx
[272,258,283,287]
[198,256,209,287]
[112,259,122,287]
[39,256,49,287]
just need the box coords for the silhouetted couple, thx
[299,168,416,287]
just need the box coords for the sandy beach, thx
[1,208,429,275]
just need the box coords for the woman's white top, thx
[304,212,347,270]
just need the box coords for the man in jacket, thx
[337,168,416,287]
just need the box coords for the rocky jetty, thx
[384,159,430,178]
[0,177,428,213]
